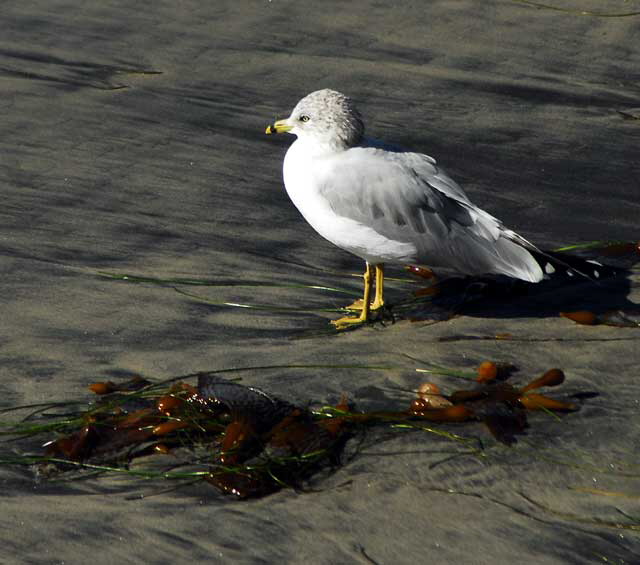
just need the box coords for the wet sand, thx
[1,1,639,563]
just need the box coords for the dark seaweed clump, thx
[0,364,580,499]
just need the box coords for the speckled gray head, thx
[266,89,364,149]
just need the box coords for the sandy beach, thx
[2,1,639,563]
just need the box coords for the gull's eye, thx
[299,115,310,122]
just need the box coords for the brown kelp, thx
[0,362,581,498]
[560,309,640,328]
[409,367,575,445]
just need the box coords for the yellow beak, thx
[265,119,292,134]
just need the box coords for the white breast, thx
[282,140,417,264]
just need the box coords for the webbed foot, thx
[331,313,367,330]
[345,298,385,311]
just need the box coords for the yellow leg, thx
[372,264,384,310]
[332,263,373,329]
[346,263,385,311]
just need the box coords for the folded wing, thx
[316,144,543,282]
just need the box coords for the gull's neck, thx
[292,135,351,157]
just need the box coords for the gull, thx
[265,89,593,329]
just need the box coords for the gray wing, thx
[316,144,543,281]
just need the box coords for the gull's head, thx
[266,89,364,149]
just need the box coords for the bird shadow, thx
[429,272,632,320]
[382,246,640,328]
